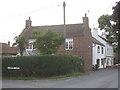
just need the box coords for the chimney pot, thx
[29,17,31,20]
[82,14,89,25]
[85,13,87,17]
[8,41,10,46]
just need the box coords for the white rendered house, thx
[92,28,114,68]
[92,37,106,69]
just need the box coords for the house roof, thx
[20,24,84,39]
[98,35,113,46]
[92,37,104,46]
[0,42,18,55]
[98,35,108,42]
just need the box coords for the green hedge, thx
[2,55,82,77]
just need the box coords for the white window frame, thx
[29,43,33,49]
[65,38,73,50]
[28,39,36,50]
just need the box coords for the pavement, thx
[2,68,118,88]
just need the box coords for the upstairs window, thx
[97,46,100,53]
[28,39,36,50]
[29,43,33,49]
[101,47,104,54]
[29,43,35,50]
[33,43,36,49]
[65,38,73,50]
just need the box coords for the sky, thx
[0,0,119,45]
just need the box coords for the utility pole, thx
[63,1,66,37]
[63,1,66,54]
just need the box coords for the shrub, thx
[93,64,99,70]
[2,55,82,77]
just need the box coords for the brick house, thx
[20,14,92,71]
[0,42,18,57]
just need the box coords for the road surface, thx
[2,68,118,88]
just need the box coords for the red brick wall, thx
[56,36,92,71]
[56,22,92,71]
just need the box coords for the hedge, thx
[2,55,82,77]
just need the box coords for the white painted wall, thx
[92,43,106,69]
[92,28,114,67]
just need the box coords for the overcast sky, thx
[0,0,119,45]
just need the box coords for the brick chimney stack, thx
[82,13,89,25]
[25,17,32,29]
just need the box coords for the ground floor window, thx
[107,58,109,65]
[101,59,104,65]
[97,59,100,67]
[111,59,113,65]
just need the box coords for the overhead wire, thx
[9,2,62,18]
[92,0,117,28]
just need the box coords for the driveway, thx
[2,68,118,88]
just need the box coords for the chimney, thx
[8,41,10,46]
[92,28,98,37]
[82,13,89,25]
[25,17,32,29]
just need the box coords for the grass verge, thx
[3,72,85,80]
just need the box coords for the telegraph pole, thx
[63,1,66,54]
[63,1,66,37]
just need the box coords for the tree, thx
[98,14,117,44]
[98,14,112,30]
[12,36,28,56]
[112,1,120,53]
[33,30,65,55]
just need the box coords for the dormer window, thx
[28,39,36,50]
[29,43,33,49]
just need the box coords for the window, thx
[65,38,73,50]
[29,43,33,49]
[101,47,104,54]
[104,58,106,64]
[69,41,73,49]
[65,42,68,49]
[107,58,109,65]
[97,46,100,53]
[33,43,36,49]
[101,59,104,65]
[28,39,36,50]
[97,59,100,67]
[29,43,35,50]
[107,48,109,55]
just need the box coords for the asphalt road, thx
[2,68,118,88]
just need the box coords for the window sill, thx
[65,49,73,51]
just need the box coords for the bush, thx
[2,55,82,77]
[92,64,99,71]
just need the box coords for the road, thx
[2,68,118,88]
